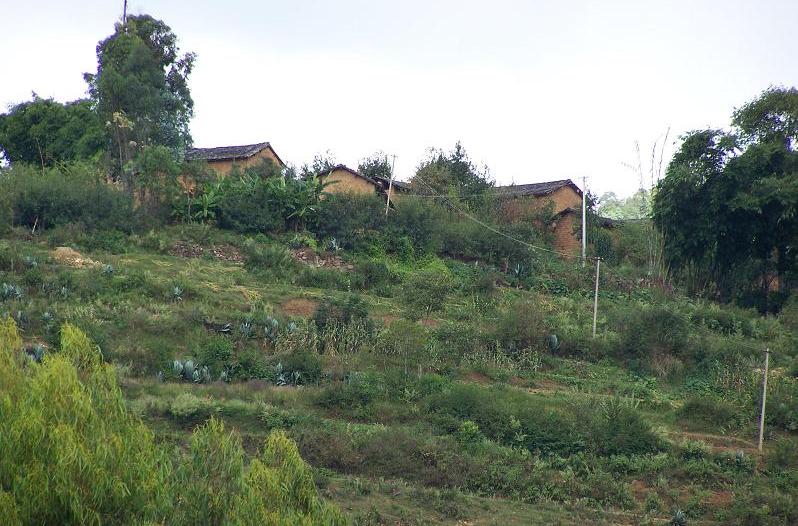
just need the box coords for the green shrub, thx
[386,198,444,255]
[315,373,383,418]
[493,299,547,352]
[243,240,295,273]
[351,260,393,293]
[216,172,285,234]
[314,294,371,332]
[767,438,798,472]
[677,396,743,431]
[296,267,351,290]
[400,270,452,319]
[169,392,218,423]
[0,163,138,232]
[0,318,343,524]
[613,304,691,373]
[278,351,323,384]
[586,398,663,456]
[197,336,234,376]
[313,193,387,250]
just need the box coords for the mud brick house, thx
[185,142,285,176]
[495,179,584,256]
[314,164,382,196]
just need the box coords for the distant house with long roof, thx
[185,142,285,176]
[494,179,584,256]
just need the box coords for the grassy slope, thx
[1,226,795,525]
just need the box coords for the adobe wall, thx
[322,169,377,195]
[499,186,582,222]
[206,148,282,176]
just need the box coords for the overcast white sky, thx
[2,1,797,196]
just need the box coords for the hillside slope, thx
[1,224,796,525]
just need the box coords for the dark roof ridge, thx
[495,178,583,198]
[185,141,285,166]
[317,164,379,186]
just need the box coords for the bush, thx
[351,260,393,293]
[315,373,383,418]
[0,163,138,232]
[677,396,743,431]
[386,198,444,255]
[278,351,323,384]
[613,305,691,373]
[313,193,387,250]
[586,398,663,456]
[169,392,218,423]
[400,270,452,319]
[0,318,344,525]
[197,336,234,377]
[313,294,371,332]
[493,299,547,352]
[217,177,285,233]
[243,240,295,274]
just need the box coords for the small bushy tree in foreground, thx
[0,318,344,525]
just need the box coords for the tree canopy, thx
[653,87,798,310]
[0,96,104,166]
[409,142,493,208]
[85,14,195,182]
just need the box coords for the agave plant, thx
[1,283,23,301]
[219,370,229,383]
[547,334,560,353]
[171,285,184,302]
[59,286,69,299]
[25,344,46,363]
[23,256,38,268]
[327,237,341,253]
[238,320,253,339]
[183,360,195,380]
[102,264,114,276]
[155,370,165,382]
[670,509,688,526]
[264,317,280,343]
[172,360,184,376]
[41,311,54,324]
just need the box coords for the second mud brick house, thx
[185,142,285,176]
[495,179,584,256]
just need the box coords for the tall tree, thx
[653,87,798,310]
[358,152,393,180]
[0,96,104,167]
[409,142,493,208]
[84,14,195,186]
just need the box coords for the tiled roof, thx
[494,179,582,198]
[185,142,283,165]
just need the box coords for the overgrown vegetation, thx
[1,9,797,523]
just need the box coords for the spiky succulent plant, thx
[547,334,560,353]
[171,285,183,302]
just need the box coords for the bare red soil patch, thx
[282,298,319,318]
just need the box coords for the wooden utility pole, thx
[592,257,601,338]
[581,176,587,267]
[758,348,770,452]
[384,154,397,216]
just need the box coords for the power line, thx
[408,172,575,258]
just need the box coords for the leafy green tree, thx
[298,151,337,179]
[409,142,493,208]
[654,87,798,309]
[0,318,344,525]
[85,14,195,186]
[358,151,393,180]
[0,96,103,166]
